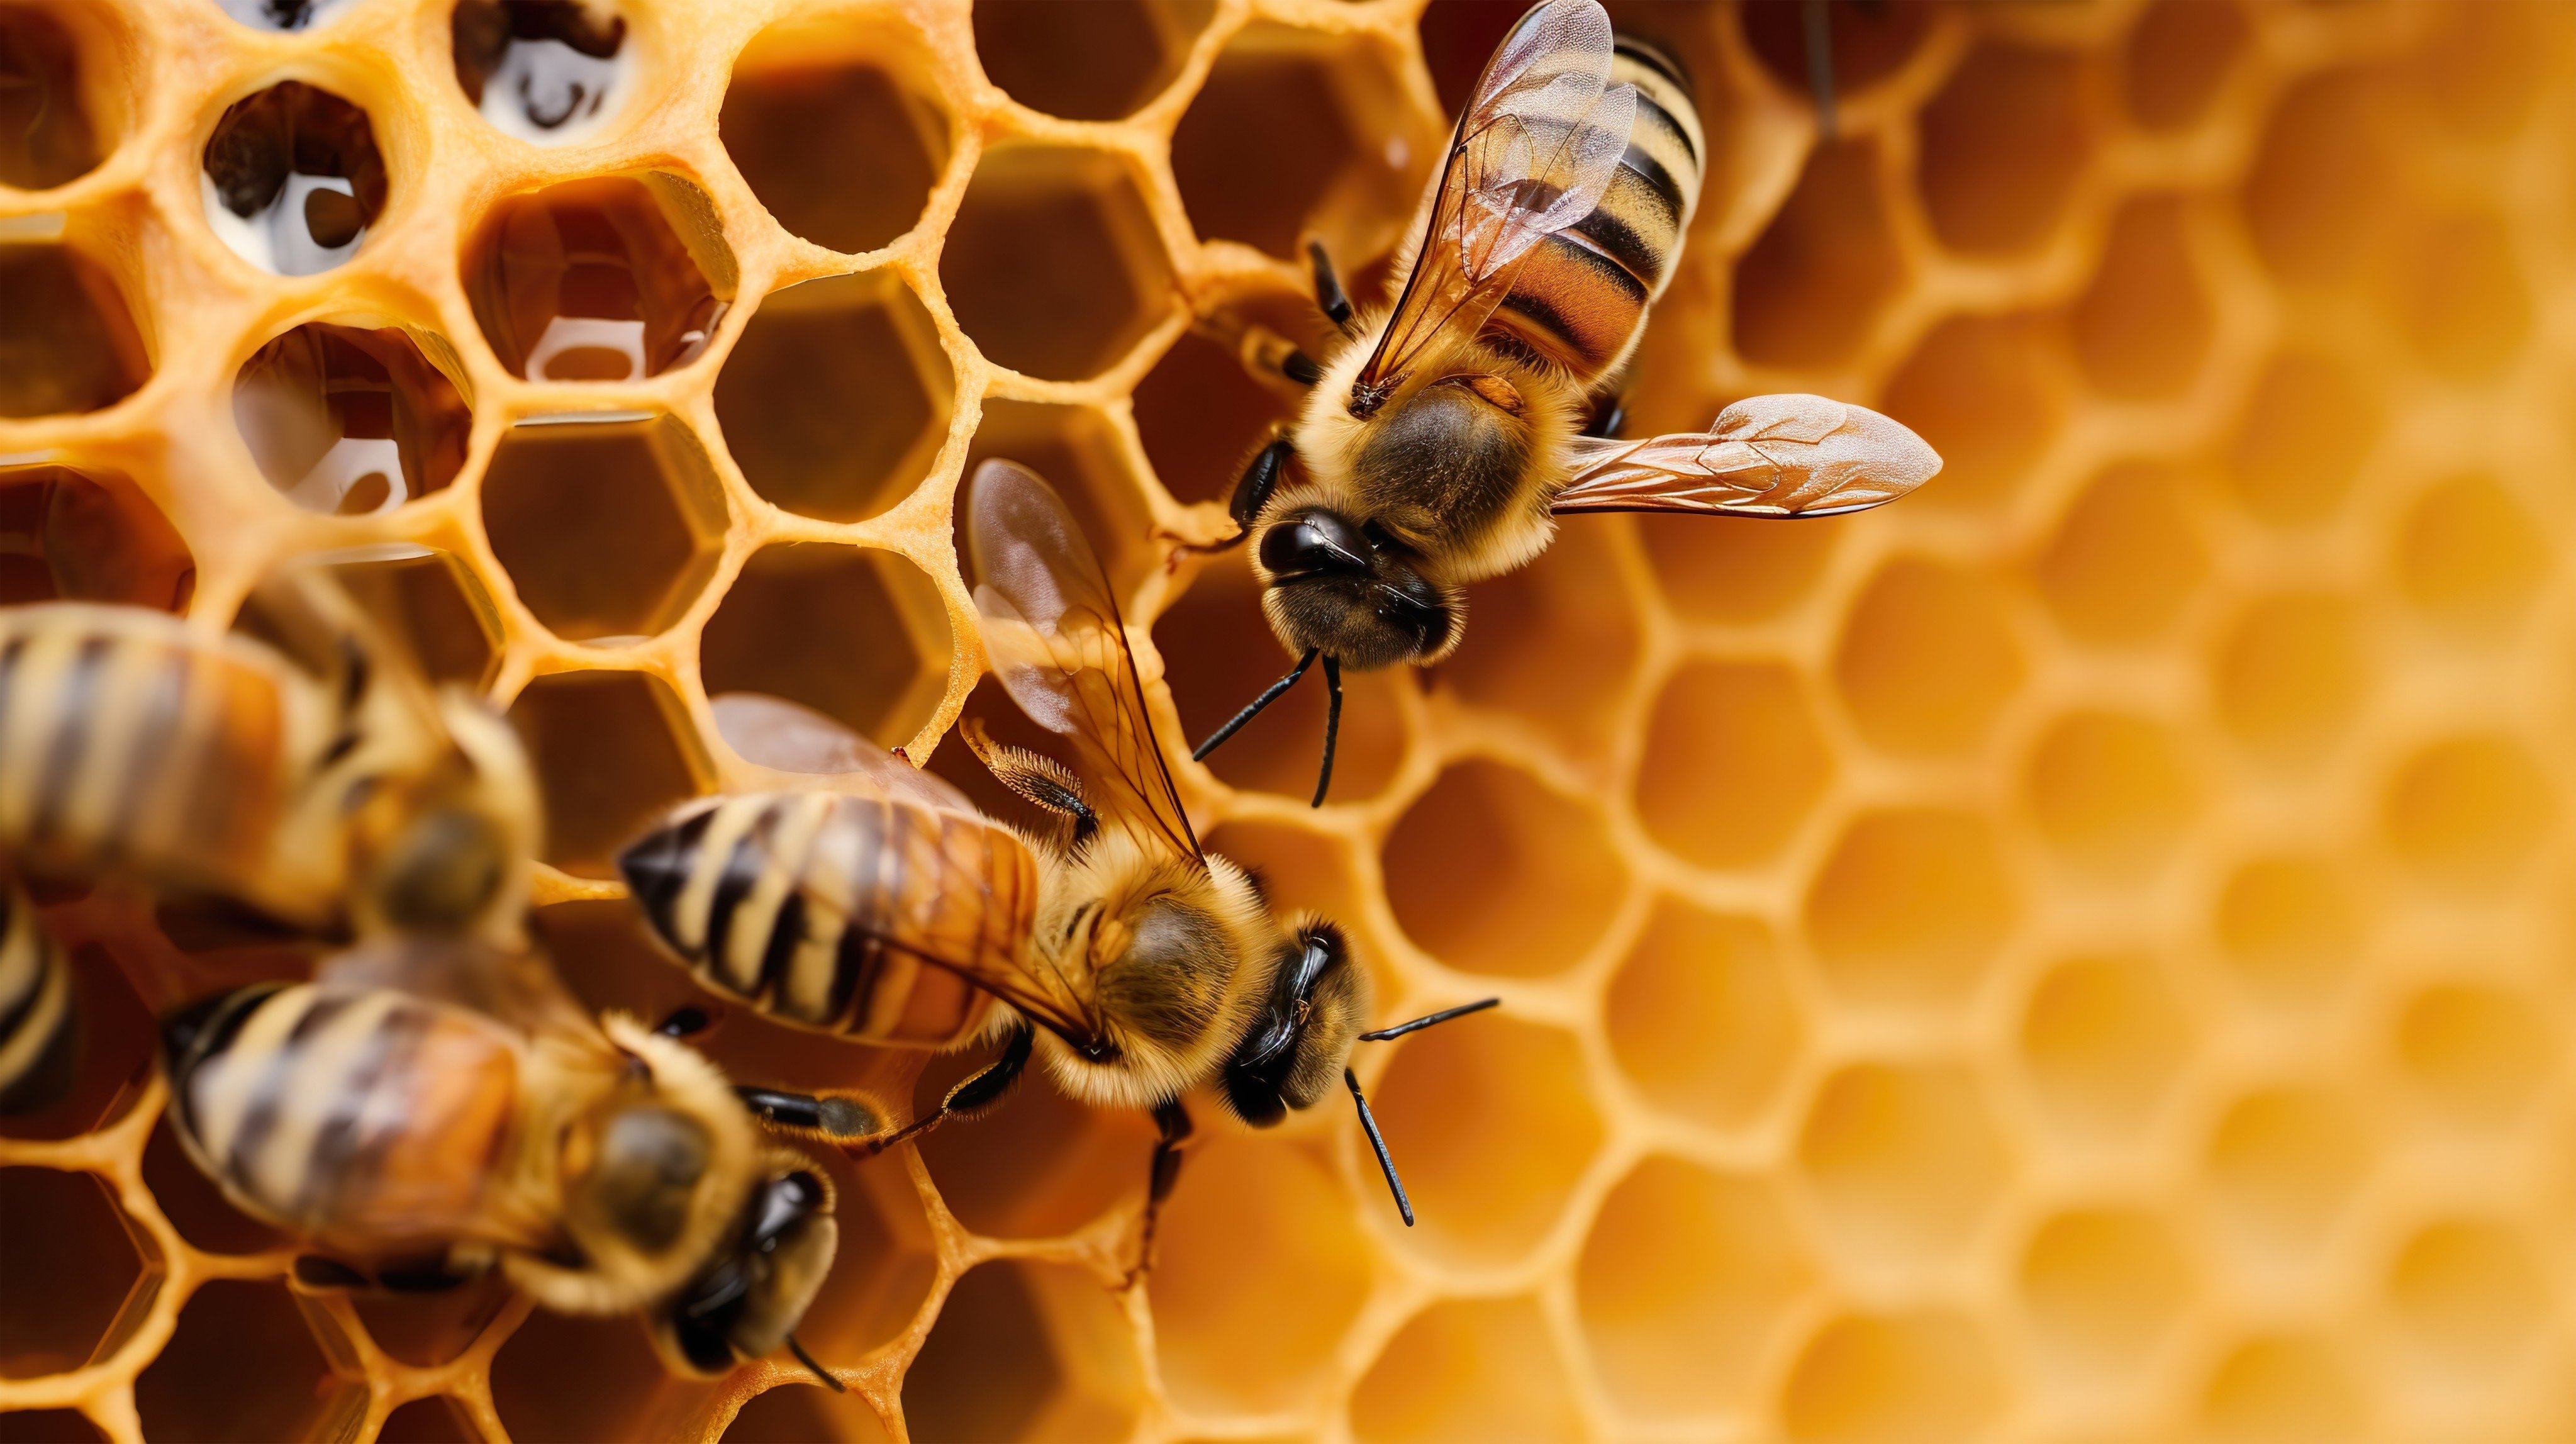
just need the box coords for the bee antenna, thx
[1311,656,1342,807]
[1344,1066,1414,1226]
[1193,647,1319,762]
[786,1333,844,1392]
[1358,997,1500,1043]
[1802,0,1839,140]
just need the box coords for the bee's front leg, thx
[1123,1099,1193,1290]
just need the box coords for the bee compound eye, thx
[1259,510,1372,581]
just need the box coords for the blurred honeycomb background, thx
[3,0,2572,1439]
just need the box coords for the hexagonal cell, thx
[1834,556,2024,756]
[1804,809,2014,1010]
[1576,1158,1809,1419]
[1739,0,1931,118]
[139,1114,287,1255]
[1917,42,2091,256]
[1780,1310,2004,1444]
[463,172,735,383]
[2392,474,2549,632]
[377,1397,478,1444]
[701,544,951,750]
[2384,735,2553,888]
[2199,1335,2361,1443]
[319,545,502,690]
[2205,1085,2368,1253]
[1199,820,1356,923]
[0,941,153,1143]
[2212,591,2367,755]
[2036,459,2207,646]
[0,1168,148,1378]
[917,1037,1157,1241]
[2070,194,2212,398]
[2214,856,2360,1004]
[0,464,194,610]
[964,399,1157,602]
[2386,1219,2548,1378]
[1149,1131,1369,1415]
[716,286,947,528]
[2223,349,2380,527]
[2395,982,2551,1126]
[722,18,945,255]
[1369,1015,1600,1267]
[491,1304,722,1442]
[1733,137,1899,368]
[2020,1207,2190,1379]
[1350,1295,1583,1444]
[0,240,150,417]
[941,143,1174,383]
[134,1280,361,1442]
[2122,0,2249,132]
[200,82,386,276]
[972,0,1208,122]
[1383,759,1625,978]
[1132,330,1296,509]
[2241,69,2392,289]
[0,6,112,190]
[481,411,727,642]
[901,1258,1142,1443]
[231,322,472,517]
[1636,660,1832,870]
[0,1410,103,1443]
[721,1385,892,1444]
[213,0,357,31]
[1799,1061,2009,1264]
[2020,955,2190,1137]
[1173,25,1420,261]
[1607,903,1800,1131]
[2378,206,2532,381]
[2402,1,2548,142]
[1441,517,1644,753]
[505,669,707,877]
[1879,312,2063,513]
[1642,514,1838,624]
[452,0,633,146]
[350,1275,512,1370]
[2025,711,2195,873]
[779,1146,937,1369]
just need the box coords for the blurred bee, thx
[620,461,1495,1259]
[1186,0,1943,803]
[0,878,78,1114]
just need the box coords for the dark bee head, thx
[1219,921,1370,1127]
[369,806,509,934]
[652,1165,840,1377]
[351,690,542,942]
[1252,508,1459,671]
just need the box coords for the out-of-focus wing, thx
[964,461,1200,863]
[315,936,600,1043]
[710,691,977,816]
[1549,395,1943,517]
[1354,0,1636,406]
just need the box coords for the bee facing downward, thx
[1188,0,1943,803]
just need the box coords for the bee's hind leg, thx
[856,1023,1035,1158]
[1122,1099,1193,1290]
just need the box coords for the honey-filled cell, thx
[971,0,1210,123]
[463,172,735,383]
[1738,1,1929,117]
[318,544,503,689]
[722,19,947,255]
[1732,136,1900,369]
[0,1168,150,1379]
[720,1385,892,1444]
[700,542,952,751]
[0,240,151,418]
[901,1258,1143,1444]
[232,322,472,517]
[489,1306,721,1443]
[1915,42,2092,257]
[132,1280,362,1444]
[505,668,707,876]
[0,6,113,191]
[0,463,193,610]
[1172,25,1421,262]
[715,272,952,523]
[481,411,727,642]
[940,143,1175,383]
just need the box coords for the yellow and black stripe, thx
[0,882,78,1114]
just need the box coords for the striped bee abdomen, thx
[0,880,79,1114]
[619,792,1037,1048]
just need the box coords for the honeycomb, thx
[1,0,2571,1439]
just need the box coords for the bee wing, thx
[314,936,601,1042]
[1550,395,1943,517]
[1357,0,1636,396]
[965,461,1202,863]
[709,691,978,816]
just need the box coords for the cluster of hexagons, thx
[2,0,2572,1441]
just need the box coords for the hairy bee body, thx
[0,881,78,1114]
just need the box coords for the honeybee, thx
[0,878,77,1114]
[619,461,1495,1255]
[1186,0,1943,802]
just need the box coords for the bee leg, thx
[1161,436,1293,573]
[736,1085,879,1143]
[961,720,1099,848]
[1802,0,1839,141]
[1581,396,1625,440]
[857,1024,1035,1157]
[1308,238,1356,333]
[1123,1099,1194,1290]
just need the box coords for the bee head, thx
[1220,920,1370,1126]
[1252,508,1460,671]
[359,690,541,942]
[652,1163,840,1379]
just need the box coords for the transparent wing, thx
[1356,0,1636,400]
[964,460,1201,862]
[1550,395,1944,517]
[710,691,977,816]
[315,936,601,1043]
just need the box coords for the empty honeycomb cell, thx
[1780,1309,2003,1444]
[941,143,1174,383]
[481,411,728,642]
[452,0,633,147]
[722,20,945,256]
[2376,207,2532,381]
[964,399,1158,602]
[2024,711,2195,873]
[0,943,153,1145]
[1148,1132,1369,1415]
[715,278,950,527]
[1132,330,1295,509]
[1734,138,1899,368]
[780,1148,938,1367]
[350,1275,512,1369]
[1200,820,1355,922]
[138,1116,287,1255]
[1739,0,1931,115]
[506,669,707,876]
[1642,515,1837,624]
[1366,1016,1602,1267]
[231,322,474,516]
[1382,759,1624,978]
[1798,1061,2009,1264]
[2070,194,2212,399]
[1833,556,2025,756]
[490,1307,720,1443]
[321,545,503,689]
[1440,518,1643,751]
[2034,459,2207,647]
[1635,659,1832,870]
[2020,955,2190,1136]
[0,1169,148,1378]
[0,464,194,610]
[1173,25,1419,262]
[2242,70,2389,289]
[0,1409,103,1443]
[1605,903,1801,1131]
[2391,474,2549,630]
[2122,0,2249,132]
[1349,1294,1584,1444]
[1804,809,2014,1010]
[199,82,388,277]
[2402,1,2548,142]
[2223,350,2380,526]
[901,1258,1142,1444]
[463,172,735,382]
[134,1280,361,1443]
[0,241,151,417]
[0,7,107,191]
[2381,735,2553,887]
[2385,1219,2547,1377]
[1916,43,2091,257]
[700,544,951,749]
[2215,856,2360,1003]
[916,1039,1158,1241]
[2200,1335,2361,1444]
[2394,982,2551,1126]
[214,0,355,33]
[378,1397,478,1444]
[972,0,1208,123]
[1575,1156,1810,1419]
[2212,591,2367,754]
[1154,565,1407,806]
[720,1384,892,1444]
[2205,1086,2368,1253]
[1879,313,2064,512]
[2018,1207,2190,1377]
